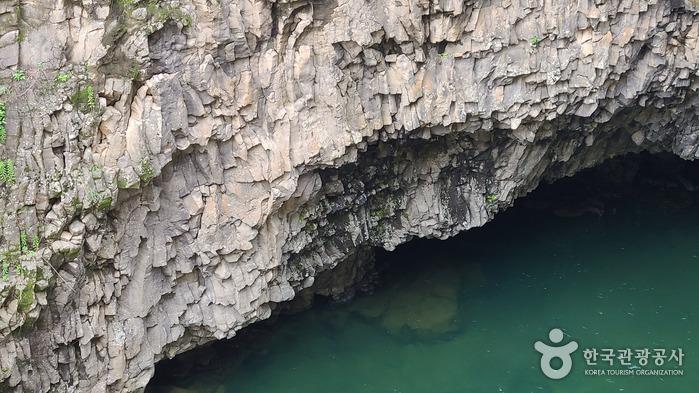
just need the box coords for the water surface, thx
[150,156,699,393]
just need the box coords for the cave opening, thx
[147,152,699,392]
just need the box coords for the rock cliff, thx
[0,0,698,391]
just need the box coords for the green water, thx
[150,162,699,393]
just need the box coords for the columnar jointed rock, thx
[0,0,698,391]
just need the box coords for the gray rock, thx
[0,0,698,392]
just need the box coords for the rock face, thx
[0,0,698,391]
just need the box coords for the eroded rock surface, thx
[0,0,698,391]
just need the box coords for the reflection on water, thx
[148,154,699,393]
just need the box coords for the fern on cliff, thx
[0,159,15,185]
[70,84,97,113]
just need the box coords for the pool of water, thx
[149,156,699,393]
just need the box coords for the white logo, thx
[534,328,578,379]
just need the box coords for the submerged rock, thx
[353,267,462,335]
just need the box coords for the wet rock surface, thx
[0,0,698,391]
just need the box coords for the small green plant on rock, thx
[19,231,29,254]
[0,159,15,185]
[71,84,97,113]
[97,196,113,211]
[11,69,26,82]
[127,63,142,81]
[12,259,25,277]
[486,194,498,204]
[529,35,541,47]
[31,235,40,252]
[12,231,39,258]
[55,71,72,83]
[438,52,450,59]
[90,164,102,177]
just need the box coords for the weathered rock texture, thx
[0,0,699,391]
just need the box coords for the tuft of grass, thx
[86,85,96,111]
[0,159,15,185]
[0,102,6,144]
[11,69,26,81]
[55,71,72,83]
[19,231,29,254]
[127,63,141,81]
[31,235,40,252]
[485,194,498,204]
[529,35,541,47]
